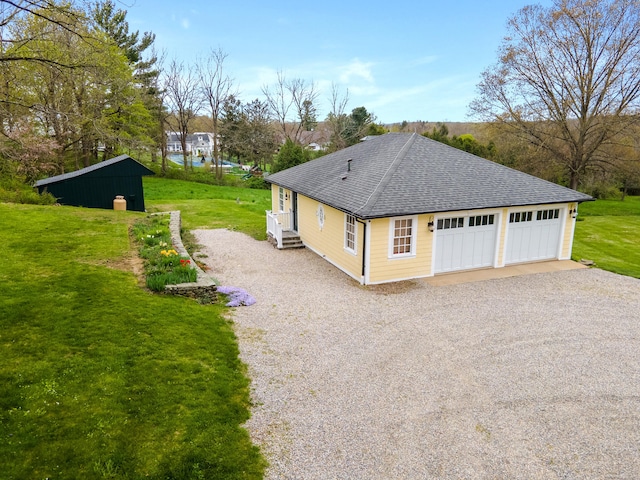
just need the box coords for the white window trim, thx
[388,215,417,259]
[344,213,357,255]
[278,187,285,212]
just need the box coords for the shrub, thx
[244,176,269,189]
[147,161,245,187]
[0,178,56,205]
[582,182,622,200]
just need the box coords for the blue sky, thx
[124,0,551,124]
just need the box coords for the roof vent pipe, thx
[347,158,352,172]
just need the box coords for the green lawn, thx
[2,176,637,478]
[144,177,271,240]
[573,196,640,278]
[0,203,265,479]
[142,179,639,279]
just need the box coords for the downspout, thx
[356,218,367,283]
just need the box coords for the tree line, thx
[0,0,160,182]
[388,0,640,198]
[2,0,640,198]
[0,0,382,185]
[470,0,640,197]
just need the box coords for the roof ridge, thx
[353,133,417,216]
[33,155,148,186]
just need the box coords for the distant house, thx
[299,129,330,151]
[166,132,216,157]
[273,127,331,152]
[266,133,593,285]
[35,155,154,212]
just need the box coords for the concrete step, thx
[267,233,305,249]
[281,236,304,249]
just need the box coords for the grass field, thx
[0,202,265,479]
[2,175,637,478]
[143,177,271,240]
[572,196,640,278]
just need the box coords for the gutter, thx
[356,218,367,282]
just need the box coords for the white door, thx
[434,213,498,274]
[505,208,563,264]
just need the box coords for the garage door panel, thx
[506,208,562,264]
[435,214,498,274]
[470,227,497,268]
[510,226,533,260]
[436,230,465,272]
[527,225,541,258]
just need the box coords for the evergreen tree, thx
[271,139,310,173]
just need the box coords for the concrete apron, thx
[425,260,588,287]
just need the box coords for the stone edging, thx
[152,211,217,302]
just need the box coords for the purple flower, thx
[217,286,256,307]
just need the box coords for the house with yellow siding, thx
[265,133,593,285]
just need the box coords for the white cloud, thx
[362,76,477,122]
[338,58,375,84]
[181,18,190,29]
[232,58,479,122]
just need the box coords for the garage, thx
[505,207,564,264]
[434,213,498,274]
[266,132,593,284]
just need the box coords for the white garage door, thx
[505,208,563,264]
[434,213,498,274]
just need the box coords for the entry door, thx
[434,214,498,274]
[505,208,563,264]
[292,192,298,232]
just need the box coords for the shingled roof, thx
[265,132,593,219]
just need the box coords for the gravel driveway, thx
[194,228,640,479]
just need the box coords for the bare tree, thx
[470,0,640,190]
[197,47,235,179]
[325,83,350,152]
[289,77,318,139]
[262,71,290,142]
[148,49,171,173]
[262,72,318,144]
[163,59,202,169]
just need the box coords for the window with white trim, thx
[536,208,559,220]
[345,214,356,253]
[509,211,533,223]
[469,214,495,227]
[390,217,416,257]
[437,217,464,230]
[278,187,285,212]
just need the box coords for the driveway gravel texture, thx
[194,229,640,479]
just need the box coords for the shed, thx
[266,133,593,285]
[35,155,154,212]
